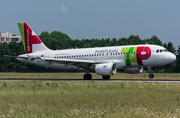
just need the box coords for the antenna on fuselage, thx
[146,42,148,45]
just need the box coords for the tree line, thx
[0,31,179,73]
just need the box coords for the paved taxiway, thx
[0,78,180,82]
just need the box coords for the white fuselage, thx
[17,44,176,71]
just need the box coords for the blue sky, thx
[1,0,180,48]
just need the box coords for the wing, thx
[4,55,106,69]
[40,57,106,68]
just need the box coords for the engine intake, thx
[95,62,116,75]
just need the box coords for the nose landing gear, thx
[148,66,154,79]
[149,73,154,78]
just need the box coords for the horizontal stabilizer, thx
[3,55,17,58]
[3,55,41,60]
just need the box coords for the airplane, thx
[4,22,176,80]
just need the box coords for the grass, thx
[0,72,179,79]
[0,81,180,117]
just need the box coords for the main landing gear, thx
[83,74,92,80]
[148,66,154,79]
[102,75,110,80]
[83,68,111,80]
[83,74,111,80]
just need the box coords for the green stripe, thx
[131,47,137,63]
[121,47,138,66]
[17,22,26,52]
[127,47,134,66]
[121,47,131,66]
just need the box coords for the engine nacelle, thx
[95,62,117,75]
[123,67,143,74]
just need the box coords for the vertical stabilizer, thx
[18,22,50,54]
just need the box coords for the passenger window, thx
[102,54,104,56]
[106,54,108,55]
[94,54,96,56]
[160,49,163,52]
[156,50,159,53]
[134,52,136,54]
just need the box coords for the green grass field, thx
[0,81,180,117]
[0,72,180,79]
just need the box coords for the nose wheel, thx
[149,74,154,78]
[148,66,154,79]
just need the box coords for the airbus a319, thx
[4,22,176,80]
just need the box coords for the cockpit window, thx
[156,49,168,53]
[163,49,168,52]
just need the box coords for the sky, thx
[1,0,180,48]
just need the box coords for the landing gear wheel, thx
[83,74,92,80]
[102,75,110,80]
[149,74,154,78]
[148,66,154,79]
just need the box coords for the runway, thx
[0,78,180,82]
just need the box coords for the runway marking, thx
[0,78,180,82]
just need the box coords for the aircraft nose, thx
[167,53,176,63]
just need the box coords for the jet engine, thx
[95,62,116,75]
[123,67,143,74]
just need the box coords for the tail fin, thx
[18,22,50,54]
